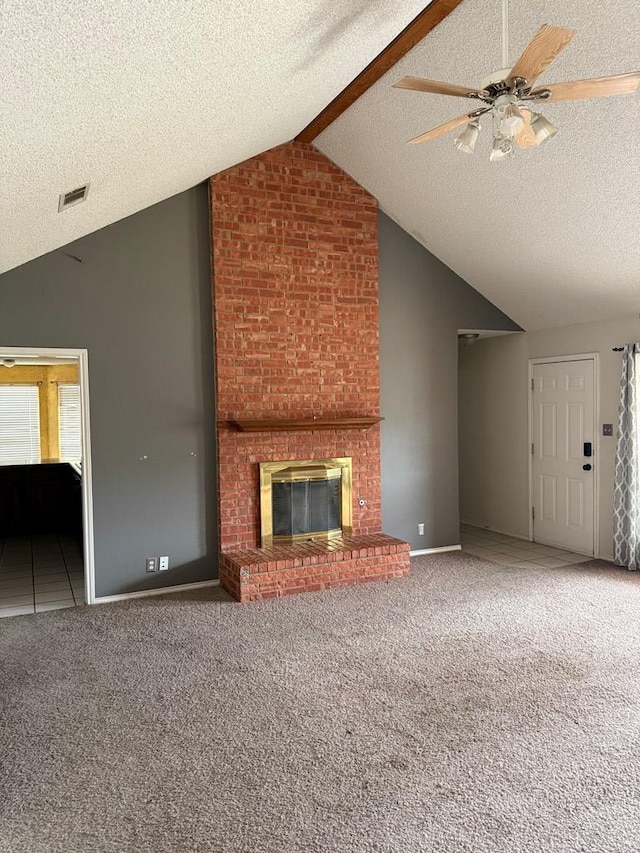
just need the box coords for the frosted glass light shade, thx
[500,104,525,137]
[454,121,480,154]
[489,135,514,162]
[530,112,558,145]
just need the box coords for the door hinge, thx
[532,506,535,520]
[531,377,534,391]
[531,442,534,456]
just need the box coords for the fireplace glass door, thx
[259,457,352,547]
[272,473,341,540]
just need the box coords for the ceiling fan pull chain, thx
[502,0,509,68]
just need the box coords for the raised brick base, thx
[220,534,410,602]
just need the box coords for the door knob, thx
[582,464,592,471]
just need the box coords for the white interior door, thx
[531,359,595,554]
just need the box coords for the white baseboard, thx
[93,579,220,605]
[410,544,462,557]
[460,520,531,542]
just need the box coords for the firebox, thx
[259,457,353,547]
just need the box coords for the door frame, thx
[0,346,96,604]
[528,352,600,557]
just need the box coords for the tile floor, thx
[0,534,84,618]
[460,523,593,569]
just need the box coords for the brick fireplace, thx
[210,141,409,601]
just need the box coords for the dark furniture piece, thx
[0,463,82,538]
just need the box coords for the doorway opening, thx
[529,354,599,557]
[0,347,95,615]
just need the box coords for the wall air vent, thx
[58,184,90,212]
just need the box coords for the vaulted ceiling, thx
[3,1,639,331]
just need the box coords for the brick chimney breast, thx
[210,141,408,600]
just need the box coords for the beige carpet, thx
[1,553,640,852]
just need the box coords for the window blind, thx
[59,384,82,462]
[0,385,41,466]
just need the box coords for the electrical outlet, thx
[417,523,425,536]
[159,556,169,572]
[146,557,158,573]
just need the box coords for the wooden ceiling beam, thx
[295,0,465,143]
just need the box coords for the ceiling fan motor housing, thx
[480,69,532,101]
[480,67,514,91]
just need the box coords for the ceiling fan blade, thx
[530,71,640,101]
[507,24,576,86]
[515,109,538,149]
[394,76,486,99]
[408,113,473,145]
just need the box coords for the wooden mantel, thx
[228,416,383,433]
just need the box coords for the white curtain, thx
[613,343,640,570]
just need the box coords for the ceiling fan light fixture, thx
[454,120,481,154]
[529,111,558,145]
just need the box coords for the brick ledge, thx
[220,533,410,602]
[222,533,408,569]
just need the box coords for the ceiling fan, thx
[394,0,640,161]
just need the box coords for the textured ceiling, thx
[1,0,431,274]
[316,0,640,330]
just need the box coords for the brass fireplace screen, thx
[259,457,353,547]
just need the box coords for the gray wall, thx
[378,212,521,550]
[0,185,217,597]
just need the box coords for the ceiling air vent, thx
[58,183,90,212]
